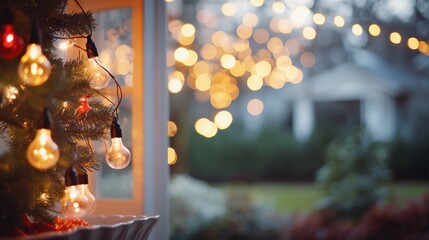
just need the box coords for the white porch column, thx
[144,1,169,239]
[293,97,315,142]
[362,95,396,141]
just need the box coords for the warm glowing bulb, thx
[3,85,18,102]
[106,138,131,169]
[106,117,131,169]
[61,184,96,218]
[86,58,110,90]
[61,168,96,218]
[0,24,24,60]
[26,129,59,170]
[54,39,75,50]
[18,44,52,86]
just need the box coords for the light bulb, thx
[18,22,52,86]
[85,36,110,90]
[53,38,75,51]
[106,117,131,169]
[3,85,19,102]
[27,108,59,170]
[61,168,96,218]
[86,58,110,89]
[18,43,52,86]
[0,23,24,60]
[27,129,59,170]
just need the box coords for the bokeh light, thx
[174,47,189,62]
[243,12,259,27]
[168,78,183,93]
[278,19,293,34]
[250,0,264,7]
[195,74,212,91]
[237,24,253,39]
[253,28,270,44]
[221,54,236,69]
[368,24,381,36]
[247,98,264,116]
[313,13,325,25]
[407,37,419,50]
[352,24,363,36]
[272,1,286,14]
[200,44,217,60]
[167,147,177,165]
[300,52,316,68]
[168,121,178,137]
[247,75,264,91]
[276,55,292,70]
[181,23,195,37]
[303,27,317,40]
[214,110,233,129]
[390,32,402,44]
[334,16,345,27]
[195,118,218,138]
[222,2,237,16]
[254,60,272,77]
[182,50,198,66]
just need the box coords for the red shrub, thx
[285,195,429,240]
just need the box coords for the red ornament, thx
[0,23,24,60]
[76,96,92,114]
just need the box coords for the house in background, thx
[290,63,400,142]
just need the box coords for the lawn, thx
[214,182,429,215]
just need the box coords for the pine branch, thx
[50,12,95,38]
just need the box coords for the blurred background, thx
[165,0,429,239]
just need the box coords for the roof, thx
[287,63,401,101]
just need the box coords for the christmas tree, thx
[0,0,130,235]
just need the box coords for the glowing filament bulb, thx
[106,117,131,169]
[18,43,52,86]
[61,167,96,218]
[85,36,110,89]
[0,23,24,60]
[27,129,59,170]
[27,108,59,170]
[54,39,75,50]
[86,58,110,89]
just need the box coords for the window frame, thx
[67,1,169,239]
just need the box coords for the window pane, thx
[96,96,133,198]
[93,8,134,87]
[93,8,134,198]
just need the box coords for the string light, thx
[61,167,96,218]
[0,8,24,60]
[85,36,110,89]
[18,22,51,86]
[106,117,131,169]
[71,0,130,172]
[54,39,75,51]
[26,108,59,170]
